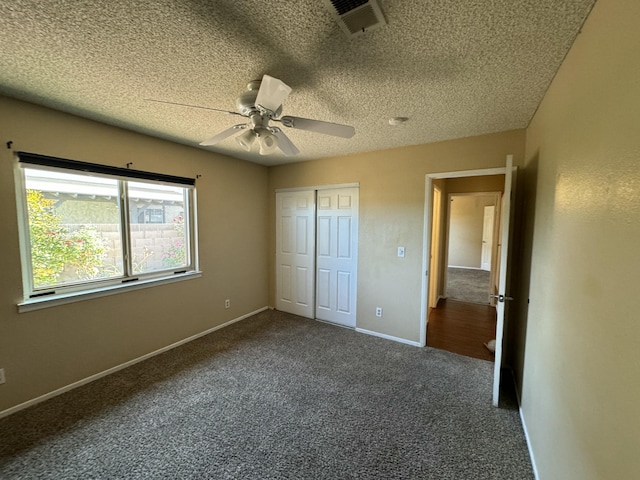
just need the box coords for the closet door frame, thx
[275,183,359,324]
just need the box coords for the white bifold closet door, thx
[315,188,358,327]
[275,187,358,328]
[275,190,316,319]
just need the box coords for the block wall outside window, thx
[15,152,198,308]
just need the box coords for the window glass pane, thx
[127,181,189,274]
[24,168,123,289]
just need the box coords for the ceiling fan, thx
[148,75,356,156]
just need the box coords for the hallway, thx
[427,298,496,361]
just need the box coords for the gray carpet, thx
[447,267,492,304]
[0,310,533,479]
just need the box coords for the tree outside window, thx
[27,190,108,288]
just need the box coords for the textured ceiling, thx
[0,0,595,166]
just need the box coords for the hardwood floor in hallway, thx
[427,298,497,361]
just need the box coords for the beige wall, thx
[269,130,525,342]
[516,0,640,477]
[447,194,496,268]
[0,96,269,413]
[444,175,505,195]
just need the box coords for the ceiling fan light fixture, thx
[236,129,256,151]
[258,131,279,155]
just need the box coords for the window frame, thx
[14,152,200,312]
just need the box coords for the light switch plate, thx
[397,246,405,257]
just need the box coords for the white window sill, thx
[18,271,202,313]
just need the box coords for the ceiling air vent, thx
[322,0,387,37]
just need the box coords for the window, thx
[15,152,199,309]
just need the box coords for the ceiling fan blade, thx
[270,127,300,156]
[199,124,247,146]
[278,116,355,138]
[255,75,292,113]
[146,99,242,116]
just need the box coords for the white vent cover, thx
[322,0,387,37]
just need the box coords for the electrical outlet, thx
[224,299,231,309]
[0,368,5,385]
[375,307,383,317]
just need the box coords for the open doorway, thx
[425,175,505,361]
[421,157,517,406]
[445,192,501,306]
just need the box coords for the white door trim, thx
[276,182,360,193]
[420,164,509,351]
[427,167,505,179]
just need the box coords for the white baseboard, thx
[0,306,268,420]
[434,295,446,306]
[519,406,540,480]
[509,368,539,480]
[447,265,483,270]
[355,328,422,347]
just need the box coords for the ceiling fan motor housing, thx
[235,80,282,117]
[249,112,271,131]
[235,89,258,115]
